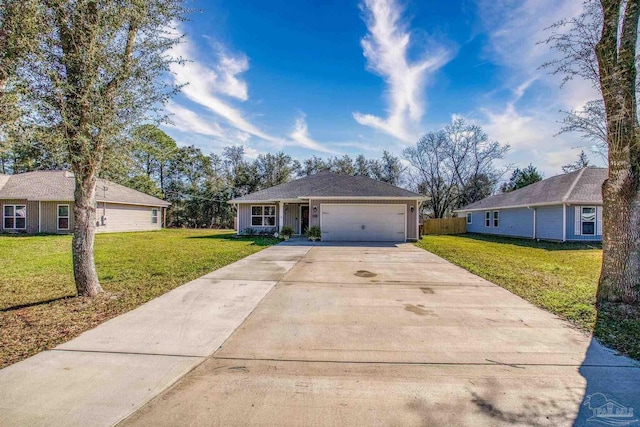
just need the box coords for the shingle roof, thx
[0,171,170,207]
[458,167,607,211]
[229,172,423,202]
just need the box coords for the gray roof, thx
[229,172,424,203]
[0,171,170,207]
[458,167,607,211]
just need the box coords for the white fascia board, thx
[454,202,562,212]
[302,196,427,201]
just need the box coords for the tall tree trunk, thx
[598,159,640,302]
[596,0,640,304]
[72,173,103,297]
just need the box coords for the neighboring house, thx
[0,171,170,234]
[456,167,606,242]
[228,172,427,242]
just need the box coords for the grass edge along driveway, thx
[0,229,277,369]
[416,234,640,361]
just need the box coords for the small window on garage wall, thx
[152,209,158,224]
[493,211,499,227]
[485,211,491,227]
[466,213,472,224]
[57,204,70,230]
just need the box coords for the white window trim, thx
[250,205,277,227]
[57,204,70,230]
[3,204,27,230]
[466,212,472,224]
[485,211,491,227]
[151,208,158,224]
[493,211,499,228]
[580,205,597,236]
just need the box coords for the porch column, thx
[278,202,284,231]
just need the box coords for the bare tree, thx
[557,100,608,161]
[3,0,186,297]
[403,118,509,217]
[541,0,610,161]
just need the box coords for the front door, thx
[300,205,310,235]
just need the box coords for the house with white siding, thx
[0,171,170,234]
[228,172,427,242]
[456,167,606,242]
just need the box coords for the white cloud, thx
[169,33,280,143]
[289,114,337,154]
[468,0,605,174]
[353,0,452,142]
[164,101,225,137]
[243,146,260,159]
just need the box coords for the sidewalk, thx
[0,245,310,427]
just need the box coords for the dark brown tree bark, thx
[596,0,640,303]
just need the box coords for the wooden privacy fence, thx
[422,217,467,235]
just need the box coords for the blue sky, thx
[163,0,602,176]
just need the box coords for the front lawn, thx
[416,234,640,360]
[0,229,277,368]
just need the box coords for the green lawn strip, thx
[0,229,277,368]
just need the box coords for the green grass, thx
[0,229,277,368]
[416,234,640,360]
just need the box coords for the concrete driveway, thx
[1,242,638,426]
[121,242,640,427]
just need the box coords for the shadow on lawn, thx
[1,295,75,312]
[187,233,278,247]
[458,233,602,251]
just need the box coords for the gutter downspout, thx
[527,206,536,240]
[562,203,567,242]
[38,201,41,233]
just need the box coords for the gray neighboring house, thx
[228,172,427,242]
[456,167,607,242]
[0,171,170,234]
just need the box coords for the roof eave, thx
[455,199,602,212]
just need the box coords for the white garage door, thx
[320,204,406,242]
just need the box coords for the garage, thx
[320,204,406,242]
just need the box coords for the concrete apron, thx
[122,244,640,427]
[0,245,311,427]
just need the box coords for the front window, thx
[4,205,26,230]
[57,205,70,230]
[485,211,490,227]
[581,206,596,235]
[466,213,472,224]
[493,211,499,227]
[152,209,158,224]
[251,205,276,226]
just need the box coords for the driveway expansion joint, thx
[210,355,640,368]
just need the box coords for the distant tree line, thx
[0,124,406,228]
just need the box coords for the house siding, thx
[0,199,39,234]
[94,202,162,233]
[41,201,74,234]
[283,203,304,234]
[308,199,419,241]
[565,204,603,241]
[535,205,564,241]
[465,207,534,238]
